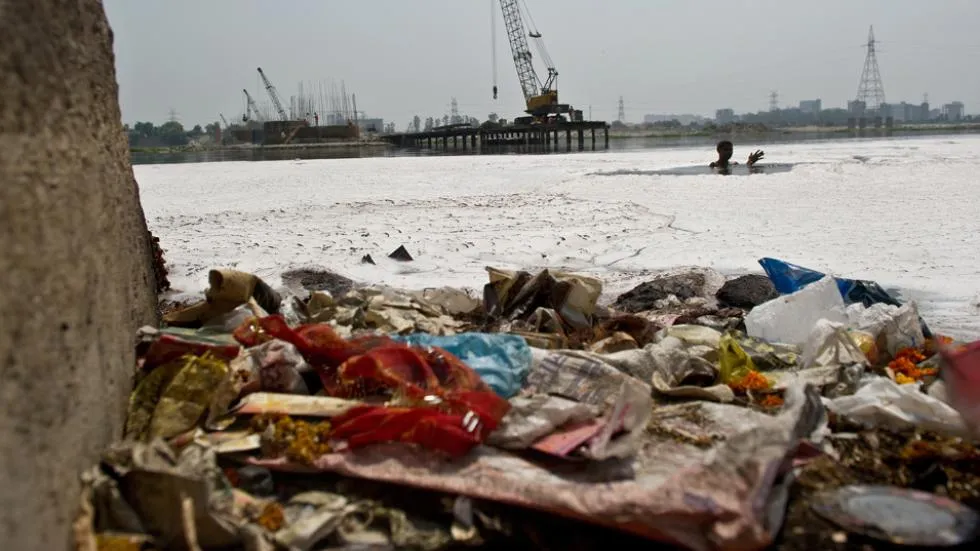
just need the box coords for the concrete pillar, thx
[566,129,572,151]
[578,129,585,150]
[0,1,159,549]
[604,127,609,149]
[591,128,596,150]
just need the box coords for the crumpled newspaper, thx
[524,348,654,460]
[82,439,270,550]
[306,287,466,336]
[484,267,602,330]
[250,382,827,551]
[488,394,599,449]
[275,491,453,551]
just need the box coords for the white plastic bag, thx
[824,377,968,437]
[745,276,848,345]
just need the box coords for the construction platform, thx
[383,121,610,152]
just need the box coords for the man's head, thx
[716,140,734,162]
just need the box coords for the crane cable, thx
[491,0,498,99]
[519,0,554,71]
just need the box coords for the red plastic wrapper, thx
[234,315,510,457]
[143,333,241,370]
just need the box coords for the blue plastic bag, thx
[758,257,931,337]
[391,333,531,399]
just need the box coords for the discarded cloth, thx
[233,315,511,457]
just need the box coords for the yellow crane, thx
[492,0,574,123]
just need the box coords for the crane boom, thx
[242,89,263,122]
[496,0,559,117]
[219,113,230,128]
[499,0,538,104]
[257,67,288,121]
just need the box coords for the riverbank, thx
[129,139,390,155]
[608,122,980,139]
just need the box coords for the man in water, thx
[710,140,764,172]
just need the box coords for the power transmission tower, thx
[856,25,886,112]
[450,97,460,124]
[617,96,625,123]
[769,91,778,112]
[167,108,179,123]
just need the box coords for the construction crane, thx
[219,113,230,128]
[492,0,570,122]
[257,67,289,121]
[242,89,263,122]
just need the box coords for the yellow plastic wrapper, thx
[718,334,772,392]
[719,334,756,383]
[146,352,231,440]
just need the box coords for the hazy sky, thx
[104,0,980,127]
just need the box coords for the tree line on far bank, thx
[124,121,220,148]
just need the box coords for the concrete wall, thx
[0,1,158,549]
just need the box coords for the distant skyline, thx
[104,0,980,126]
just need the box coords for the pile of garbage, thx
[74,257,980,551]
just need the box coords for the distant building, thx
[323,112,384,132]
[943,101,965,121]
[799,99,822,115]
[848,100,867,117]
[358,118,384,133]
[715,108,735,124]
[880,102,928,122]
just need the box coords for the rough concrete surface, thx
[0,1,158,549]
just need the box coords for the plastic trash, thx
[846,302,925,358]
[824,377,969,437]
[758,257,933,337]
[745,276,848,345]
[391,332,532,398]
[759,257,895,305]
[939,339,980,438]
[718,334,758,384]
[801,319,869,369]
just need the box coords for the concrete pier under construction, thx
[384,121,610,153]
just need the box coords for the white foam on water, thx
[138,135,980,340]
